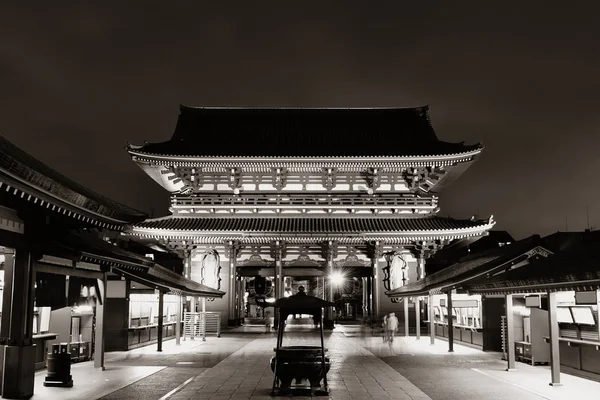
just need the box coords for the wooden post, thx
[447,291,454,352]
[157,291,164,352]
[94,275,107,369]
[227,242,237,326]
[505,294,516,371]
[404,297,409,337]
[175,294,182,345]
[201,297,207,341]
[416,297,421,340]
[429,294,435,345]
[372,258,380,321]
[0,249,37,399]
[548,291,562,385]
[274,241,283,327]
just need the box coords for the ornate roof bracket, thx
[269,240,287,259]
[165,166,204,192]
[225,240,243,260]
[362,167,381,194]
[320,240,338,261]
[367,240,384,260]
[402,166,447,193]
[271,167,288,190]
[321,167,337,190]
[227,167,242,192]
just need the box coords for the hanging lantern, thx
[383,252,408,290]
[201,249,222,290]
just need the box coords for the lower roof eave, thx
[467,278,600,295]
[385,286,430,298]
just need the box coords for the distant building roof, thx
[0,136,146,229]
[128,105,482,158]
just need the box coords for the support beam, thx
[404,297,409,337]
[227,242,238,326]
[362,277,368,321]
[429,294,435,345]
[447,291,454,352]
[201,297,207,342]
[175,295,182,345]
[273,241,284,327]
[94,275,107,370]
[157,291,164,352]
[505,294,516,371]
[415,297,421,340]
[0,249,37,399]
[547,291,562,386]
[372,257,380,321]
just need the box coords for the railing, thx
[172,195,436,209]
[183,311,221,341]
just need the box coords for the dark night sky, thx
[1,2,599,240]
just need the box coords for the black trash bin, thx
[44,343,73,387]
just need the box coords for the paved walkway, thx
[30,326,600,400]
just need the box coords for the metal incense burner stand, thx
[269,294,334,397]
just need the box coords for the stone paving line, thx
[164,332,431,400]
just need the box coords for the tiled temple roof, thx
[133,216,491,233]
[129,106,482,158]
[0,136,147,228]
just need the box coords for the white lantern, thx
[201,249,222,289]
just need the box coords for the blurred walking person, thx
[386,312,399,343]
[382,314,389,342]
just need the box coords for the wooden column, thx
[372,257,380,321]
[183,250,192,313]
[227,242,238,326]
[547,291,562,385]
[157,291,164,352]
[175,294,182,345]
[505,294,516,371]
[273,241,283,327]
[362,277,368,320]
[429,294,435,345]
[416,257,425,340]
[447,291,454,352]
[415,297,421,340]
[94,275,107,369]
[0,249,37,399]
[201,297,207,341]
[404,297,409,337]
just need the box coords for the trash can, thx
[44,343,73,387]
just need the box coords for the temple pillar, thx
[362,277,368,321]
[94,275,107,369]
[201,297,207,341]
[175,294,182,345]
[273,241,284,327]
[505,294,516,370]
[404,297,409,337]
[323,241,336,329]
[372,257,380,321]
[447,291,454,352]
[415,257,425,340]
[227,242,238,326]
[429,294,435,345]
[183,250,192,312]
[547,291,562,385]
[0,249,36,399]
[157,291,164,352]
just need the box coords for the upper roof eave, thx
[127,145,484,164]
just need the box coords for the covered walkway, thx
[29,328,600,400]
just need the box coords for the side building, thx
[126,106,495,328]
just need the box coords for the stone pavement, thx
[164,331,431,400]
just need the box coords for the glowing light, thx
[329,271,344,286]
[265,297,276,303]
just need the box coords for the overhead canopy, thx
[129,105,481,158]
[0,135,147,229]
[385,235,544,297]
[465,231,600,295]
[40,230,224,298]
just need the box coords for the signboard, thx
[575,291,598,305]
[525,295,541,308]
[440,299,478,308]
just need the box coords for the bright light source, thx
[265,297,276,303]
[329,271,344,286]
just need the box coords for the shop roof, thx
[0,136,146,229]
[42,230,224,298]
[385,235,544,297]
[128,105,482,158]
[465,231,600,294]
